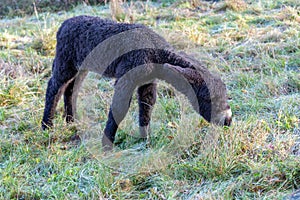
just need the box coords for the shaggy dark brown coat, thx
[42,16,232,150]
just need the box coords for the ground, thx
[0,0,299,199]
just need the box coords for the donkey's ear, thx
[163,63,203,84]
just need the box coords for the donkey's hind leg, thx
[63,70,88,123]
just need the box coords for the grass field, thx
[0,0,300,199]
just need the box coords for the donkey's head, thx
[164,63,232,126]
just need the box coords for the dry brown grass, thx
[225,0,248,11]
[0,0,300,199]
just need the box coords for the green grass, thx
[0,0,300,199]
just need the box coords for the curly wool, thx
[42,16,231,150]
